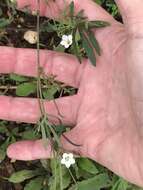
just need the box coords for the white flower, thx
[32,10,38,16]
[24,31,38,44]
[10,0,16,3]
[60,34,73,49]
[61,153,75,168]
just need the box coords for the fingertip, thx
[7,141,33,160]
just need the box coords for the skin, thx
[0,0,143,187]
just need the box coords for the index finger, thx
[17,0,115,22]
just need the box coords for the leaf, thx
[0,125,8,134]
[69,1,74,17]
[87,30,101,56]
[72,28,82,63]
[24,177,44,190]
[88,20,110,28]
[0,18,11,29]
[50,159,71,189]
[80,30,96,66]
[41,22,56,32]
[54,44,65,53]
[77,173,111,190]
[21,129,40,140]
[8,170,38,183]
[43,85,59,100]
[16,82,37,96]
[111,178,129,190]
[10,74,29,82]
[77,158,99,175]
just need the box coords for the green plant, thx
[41,1,110,66]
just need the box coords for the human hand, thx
[1,0,143,187]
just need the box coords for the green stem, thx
[36,0,45,116]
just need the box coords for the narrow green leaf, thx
[8,170,38,183]
[88,20,110,28]
[72,29,82,63]
[87,30,101,55]
[77,173,111,190]
[77,158,99,175]
[16,82,37,96]
[80,30,96,66]
[69,1,74,17]
[50,159,71,189]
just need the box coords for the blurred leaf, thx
[0,125,8,134]
[50,159,71,189]
[87,30,101,55]
[77,158,99,175]
[41,22,56,32]
[16,82,37,96]
[43,86,59,100]
[21,129,40,140]
[93,0,103,5]
[69,1,74,17]
[111,178,129,190]
[10,74,29,82]
[88,20,110,28]
[54,44,65,52]
[8,170,38,183]
[77,173,111,190]
[80,30,96,66]
[72,28,82,63]
[24,177,44,190]
[0,18,11,29]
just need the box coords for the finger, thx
[7,140,53,160]
[0,46,84,87]
[115,0,143,23]
[0,95,78,125]
[17,0,115,22]
[7,128,82,160]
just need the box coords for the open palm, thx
[1,0,143,187]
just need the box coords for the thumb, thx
[115,0,143,23]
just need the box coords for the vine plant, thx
[36,0,110,189]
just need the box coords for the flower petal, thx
[62,35,68,41]
[68,153,74,158]
[63,153,68,159]
[65,162,71,168]
[68,35,73,42]
[70,158,75,165]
